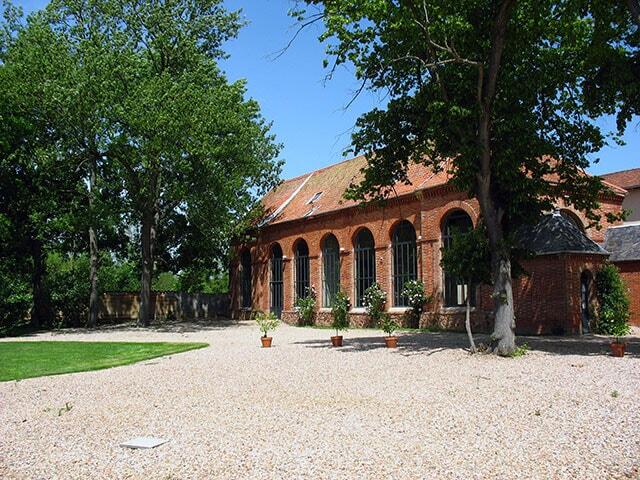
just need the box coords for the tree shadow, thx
[5,318,246,338]
[293,330,640,358]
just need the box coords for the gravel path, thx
[1,322,639,479]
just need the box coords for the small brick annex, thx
[230,156,627,335]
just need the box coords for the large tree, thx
[48,0,282,326]
[293,0,632,354]
[1,5,126,328]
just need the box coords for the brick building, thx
[604,223,640,326]
[230,155,628,335]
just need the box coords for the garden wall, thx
[99,292,229,323]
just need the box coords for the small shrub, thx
[254,311,280,337]
[331,290,350,336]
[380,313,399,337]
[363,282,386,325]
[508,343,529,358]
[294,286,317,326]
[595,263,630,339]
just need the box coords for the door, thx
[580,271,592,334]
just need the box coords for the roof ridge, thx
[600,166,640,177]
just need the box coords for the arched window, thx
[354,228,376,307]
[240,249,252,309]
[442,211,475,307]
[294,240,310,300]
[392,221,417,307]
[322,234,340,307]
[270,244,283,318]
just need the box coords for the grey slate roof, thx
[604,223,640,262]
[517,212,608,255]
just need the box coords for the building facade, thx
[231,156,627,335]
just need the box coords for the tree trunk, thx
[138,209,158,327]
[30,238,53,329]
[490,252,516,355]
[87,157,99,328]
[465,290,476,353]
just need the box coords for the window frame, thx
[322,234,340,307]
[294,240,310,300]
[441,211,475,308]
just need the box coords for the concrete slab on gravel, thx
[120,437,168,449]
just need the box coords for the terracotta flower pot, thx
[331,335,343,347]
[384,336,398,348]
[610,342,625,357]
[261,336,273,348]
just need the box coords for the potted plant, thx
[595,263,631,357]
[380,313,400,348]
[330,291,350,346]
[254,311,280,348]
[294,286,317,326]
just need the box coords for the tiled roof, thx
[517,212,608,255]
[601,167,640,190]
[604,223,640,261]
[260,155,626,226]
[260,155,451,225]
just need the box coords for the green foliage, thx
[380,313,399,337]
[46,253,91,328]
[595,263,631,338]
[0,341,208,381]
[331,290,350,335]
[440,224,493,288]
[363,282,386,324]
[294,286,317,325]
[254,311,280,337]
[401,279,430,320]
[507,343,530,358]
[152,272,180,292]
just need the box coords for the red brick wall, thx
[230,187,620,335]
[614,261,640,327]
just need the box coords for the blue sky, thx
[13,0,640,180]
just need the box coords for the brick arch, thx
[559,208,586,232]
[290,237,309,257]
[319,231,341,252]
[388,218,418,242]
[438,201,479,232]
[350,226,376,247]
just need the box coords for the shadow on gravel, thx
[293,330,640,358]
[12,318,247,338]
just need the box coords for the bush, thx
[294,286,317,325]
[0,270,32,336]
[331,290,350,335]
[363,282,386,324]
[401,279,429,324]
[595,263,630,338]
[254,311,280,337]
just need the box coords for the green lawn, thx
[0,341,208,382]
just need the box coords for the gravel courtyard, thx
[1,322,639,480]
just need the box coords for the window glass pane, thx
[295,240,310,300]
[322,235,340,307]
[270,244,283,318]
[354,229,376,307]
[392,221,417,306]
